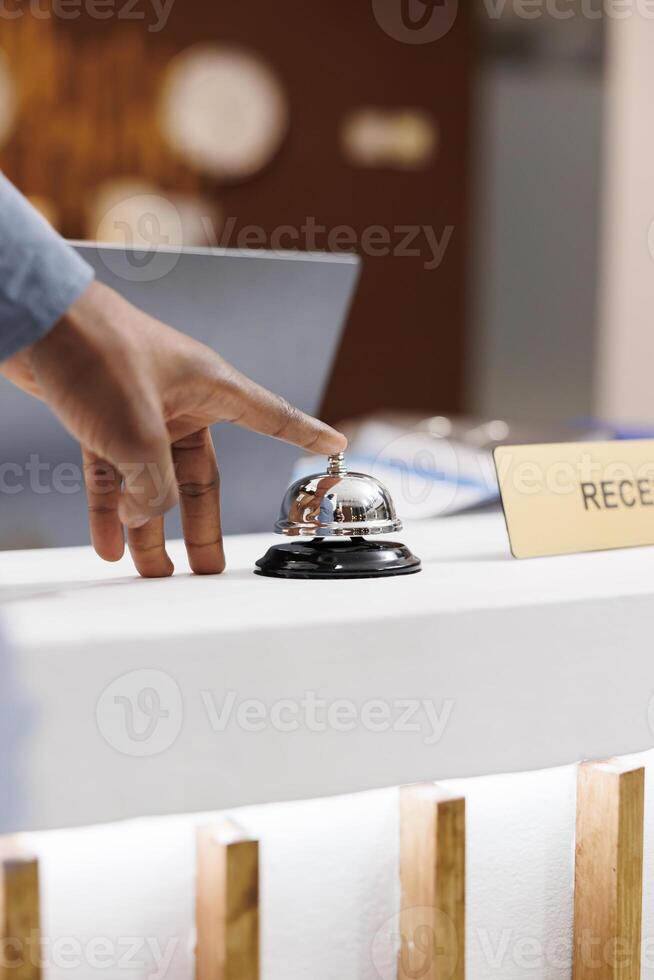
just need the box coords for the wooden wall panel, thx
[573,762,644,980]
[196,821,259,980]
[0,849,41,980]
[399,783,465,980]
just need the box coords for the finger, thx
[115,429,178,529]
[127,516,174,578]
[82,448,124,562]
[217,368,347,456]
[173,428,225,575]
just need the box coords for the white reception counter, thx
[1,510,653,831]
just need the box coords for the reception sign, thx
[494,440,654,558]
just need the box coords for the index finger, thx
[224,374,347,455]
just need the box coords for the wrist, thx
[30,280,118,367]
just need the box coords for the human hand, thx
[288,475,342,525]
[0,281,346,577]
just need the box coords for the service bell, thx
[255,453,422,579]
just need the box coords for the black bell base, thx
[255,538,422,580]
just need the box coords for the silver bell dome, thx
[275,453,402,537]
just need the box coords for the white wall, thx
[469,63,603,422]
[596,15,654,424]
[21,749,654,979]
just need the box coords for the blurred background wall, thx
[469,10,603,422]
[596,14,654,426]
[1,1,650,549]
[0,1,473,423]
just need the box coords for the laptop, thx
[0,245,360,548]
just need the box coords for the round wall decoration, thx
[159,45,289,180]
[87,178,221,248]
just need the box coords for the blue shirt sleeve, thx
[0,174,94,361]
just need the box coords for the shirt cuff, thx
[0,174,96,361]
[0,243,95,362]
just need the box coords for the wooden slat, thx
[573,762,644,980]
[196,821,259,980]
[0,847,41,980]
[399,784,465,980]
